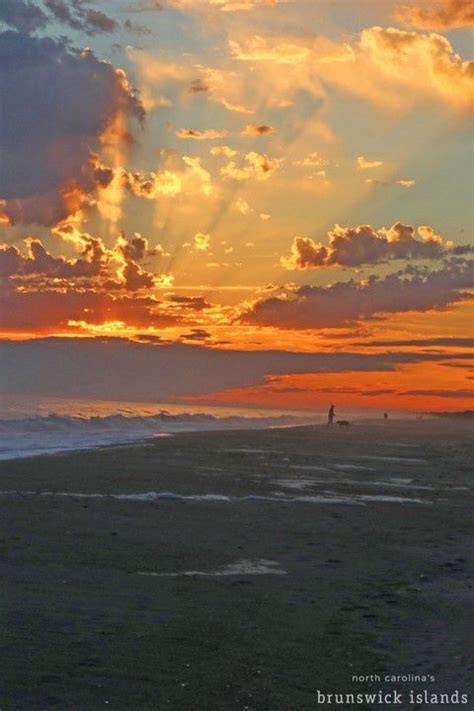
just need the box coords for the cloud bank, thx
[281,223,461,270]
[0,31,144,226]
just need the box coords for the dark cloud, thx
[44,0,118,35]
[0,0,48,33]
[241,124,275,136]
[112,232,164,291]
[352,338,474,348]
[189,79,209,93]
[400,389,473,399]
[116,233,152,262]
[1,337,472,401]
[0,239,104,278]
[123,1,163,11]
[0,31,144,226]
[123,18,152,35]
[167,295,211,310]
[282,223,458,270]
[439,362,474,370]
[242,261,474,329]
[180,328,213,341]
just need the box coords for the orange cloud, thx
[394,0,474,29]
[176,128,229,140]
[221,151,283,181]
[357,156,383,169]
[241,124,276,136]
[230,36,311,64]
[192,232,211,252]
[181,362,474,412]
[231,27,474,112]
[210,145,237,157]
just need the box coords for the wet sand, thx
[0,420,472,710]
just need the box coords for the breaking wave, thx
[0,411,312,461]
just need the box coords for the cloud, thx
[357,155,383,169]
[123,18,152,35]
[230,36,311,64]
[43,0,118,35]
[236,198,251,215]
[394,0,474,30]
[182,157,213,196]
[281,222,456,270]
[189,79,209,93]
[293,152,324,168]
[176,128,228,140]
[123,1,163,11]
[210,145,237,157]
[221,98,254,114]
[231,27,474,111]
[108,232,169,291]
[221,151,283,181]
[0,238,104,279]
[344,26,474,111]
[352,338,474,348]
[242,260,474,329]
[0,32,144,226]
[210,0,285,10]
[0,0,154,37]
[167,295,211,311]
[122,169,182,199]
[2,337,471,400]
[168,0,286,12]
[399,389,473,399]
[0,292,178,333]
[192,232,211,252]
[180,328,212,340]
[0,0,48,33]
[115,232,165,262]
[0,227,171,293]
[105,153,213,206]
[241,124,275,136]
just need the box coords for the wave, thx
[0,411,312,461]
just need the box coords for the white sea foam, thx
[289,465,332,472]
[0,490,430,505]
[221,449,283,454]
[0,490,362,505]
[355,495,430,504]
[332,464,375,471]
[273,478,434,491]
[138,559,287,577]
[359,456,427,463]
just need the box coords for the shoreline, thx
[1,416,470,464]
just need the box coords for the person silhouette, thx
[328,405,335,426]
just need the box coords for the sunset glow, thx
[0,0,472,412]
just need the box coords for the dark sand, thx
[0,420,472,710]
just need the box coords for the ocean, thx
[0,395,318,460]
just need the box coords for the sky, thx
[0,0,473,412]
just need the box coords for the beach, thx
[0,420,472,710]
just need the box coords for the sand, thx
[0,420,472,710]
